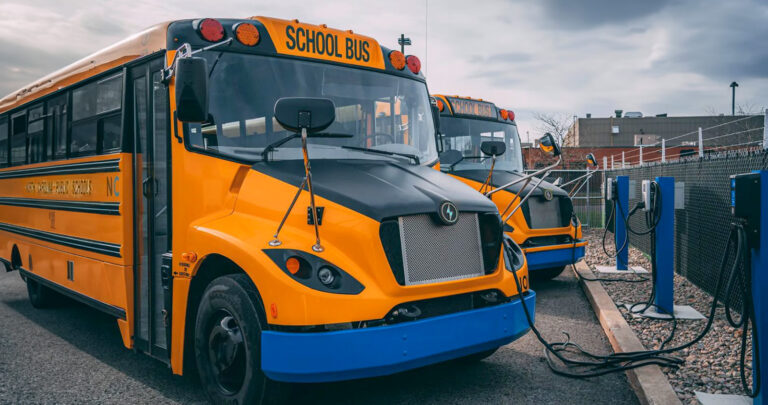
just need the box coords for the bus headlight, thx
[263,249,364,294]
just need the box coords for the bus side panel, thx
[0,154,135,348]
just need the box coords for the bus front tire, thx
[26,278,57,308]
[530,265,566,281]
[194,274,282,405]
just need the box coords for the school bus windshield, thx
[186,52,438,164]
[440,116,524,172]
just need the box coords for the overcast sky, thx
[0,0,765,141]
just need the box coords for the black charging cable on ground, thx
[509,221,761,395]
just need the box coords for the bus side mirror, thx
[538,133,561,157]
[586,153,598,168]
[481,140,506,157]
[274,97,336,134]
[175,57,209,123]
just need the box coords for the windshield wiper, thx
[261,132,354,161]
[341,146,420,164]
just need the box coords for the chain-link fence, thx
[527,169,605,228]
[604,149,768,300]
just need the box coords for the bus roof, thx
[0,22,170,114]
[433,94,514,123]
[1,17,424,115]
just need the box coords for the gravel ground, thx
[0,262,638,404]
[581,228,754,404]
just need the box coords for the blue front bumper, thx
[526,245,585,271]
[261,291,535,383]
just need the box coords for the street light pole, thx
[398,34,412,54]
[730,81,739,116]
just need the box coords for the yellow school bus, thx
[432,95,586,280]
[0,17,534,403]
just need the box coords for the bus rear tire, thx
[531,265,566,281]
[194,274,282,405]
[26,278,57,309]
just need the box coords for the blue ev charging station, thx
[596,176,647,274]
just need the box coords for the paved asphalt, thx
[0,266,638,404]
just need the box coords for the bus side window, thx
[10,111,27,166]
[71,73,123,156]
[27,104,45,164]
[46,95,68,160]
[0,116,8,167]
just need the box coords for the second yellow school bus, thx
[432,94,586,280]
[0,17,534,403]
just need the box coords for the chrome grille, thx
[525,196,570,229]
[398,213,485,285]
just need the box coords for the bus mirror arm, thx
[485,155,561,197]
[162,39,233,84]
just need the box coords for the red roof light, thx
[406,55,421,74]
[196,18,225,42]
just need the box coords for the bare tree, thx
[532,112,575,146]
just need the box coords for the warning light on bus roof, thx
[508,110,515,121]
[389,50,406,70]
[195,18,225,42]
[436,98,445,112]
[406,55,421,74]
[234,23,260,46]
[500,109,509,120]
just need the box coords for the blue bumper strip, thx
[526,245,585,271]
[261,291,535,383]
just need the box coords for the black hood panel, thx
[252,160,497,222]
[450,169,569,198]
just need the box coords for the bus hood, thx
[450,169,569,198]
[251,160,498,221]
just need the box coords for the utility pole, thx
[398,34,412,54]
[730,81,739,115]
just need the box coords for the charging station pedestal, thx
[751,170,767,405]
[597,176,647,274]
[697,170,767,405]
[630,177,704,320]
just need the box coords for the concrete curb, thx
[573,261,682,405]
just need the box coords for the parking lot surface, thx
[0,267,638,404]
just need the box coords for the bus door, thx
[131,59,172,360]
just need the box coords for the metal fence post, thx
[662,139,666,163]
[763,109,767,150]
[586,171,591,227]
[639,146,644,166]
[615,176,629,270]
[698,127,704,157]
[622,151,626,168]
[603,156,608,171]
[654,177,675,314]
[611,155,615,170]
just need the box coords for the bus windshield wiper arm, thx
[340,146,420,164]
[261,133,354,161]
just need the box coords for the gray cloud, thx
[538,0,672,29]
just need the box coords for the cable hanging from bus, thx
[0,17,534,404]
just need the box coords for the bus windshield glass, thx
[186,53,437,165]
[440,116,524,172]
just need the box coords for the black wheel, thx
[194,274,282,404]
[456,348,498,363]
[26,278,57,309]
[530,265,566,281]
